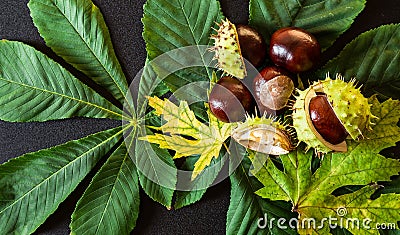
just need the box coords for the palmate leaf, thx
[228,150,297,235]
[142,0,224,91]
[29,0,129,104]
[252,98,400,234]
[0,40,123,122]
[130,60,177,208]
[140,96,235,180]
[70,142,139,235]
[0,126,123,234]
[249,0,365,50]
[319,24,400,99]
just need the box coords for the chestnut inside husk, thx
[209,76,255,123]
[309,94,348,145]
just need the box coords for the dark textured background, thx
[0,0,399,234]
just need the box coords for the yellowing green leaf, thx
[252,97,400,234]
[299,184,400,235]
[140,96,235,180]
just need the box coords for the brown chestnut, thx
[236,24,267,67]
[269,27,321,73]
[209,76,255,123]
[252,66,294,113]
[309,95,348,145]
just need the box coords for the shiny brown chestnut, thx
[269,27,321,73]
[209,76,255,123]
[236,24,267,67]
[309,94,348,145]
[252,66,294,113]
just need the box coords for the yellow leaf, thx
[140,96,235,180]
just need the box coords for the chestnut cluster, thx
[210,25,321,123]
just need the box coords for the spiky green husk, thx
[292,74,374,153]
[232,115,295,155]
[210,19,246,79]
[293,89,332,153]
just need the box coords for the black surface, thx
[0,0,399,234]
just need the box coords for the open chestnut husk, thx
[270,27,321,73]
[231,116,295,155]
[292,75,375,153]
[236,24,267,68]
[252,66,294,114]
[209,76,255,123]
[210,19,247,79]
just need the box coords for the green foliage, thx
[0,0,138,233]
[1,0,399,234]
[70,143,139,235]
[0,41,123,122]
[142,0,224,90]
[249,0,365,50]
[29,0,129,104]
[252,98,400,234]
[0,127,123,234]
[319,24,400,99]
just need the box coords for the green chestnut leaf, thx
[319,24,400,99]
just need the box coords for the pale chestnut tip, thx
[259,75,295,110]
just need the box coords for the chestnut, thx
[309,94,348,145]
[236,24,267,67]
[269,27,321,73]
[252,66,294,113]
[209,76,255,123]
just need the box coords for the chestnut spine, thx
[210,19,246,79]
